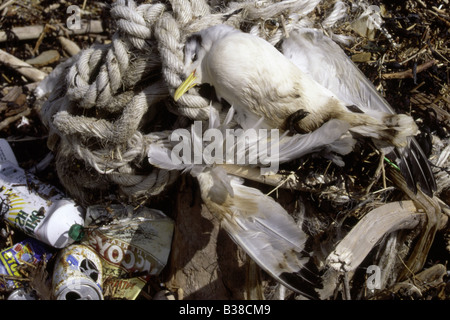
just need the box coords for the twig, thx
[428,9,450,28]
[1,275,31,282]
[416,0,427,8]
[399,48,428,66]
[17,258,36,269]
[0,49,47,82]
[0,0,15,11]
[381,60,436,79]
[33,24,57,55]
[4,223,14,247]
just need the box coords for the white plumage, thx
[196,166,321,299]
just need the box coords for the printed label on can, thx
[52,244,103,300]
[87,229,163,277]
[0,162,84,249]
[83,205,174,299]
[0,238,52,289]
[0,185,47,238]
[66,254,79,268]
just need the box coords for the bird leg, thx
[284,109,310,134]
[364,149,387,195]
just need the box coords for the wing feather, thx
[198,167,322,298]
[282,28,436,195]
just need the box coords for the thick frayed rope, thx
[38,0,355,205]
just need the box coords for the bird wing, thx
[198,167,322,299]
[282,28,436,195]
[282,28,391,115]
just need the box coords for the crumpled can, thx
[83,204,174,300]
[0,238,53,289]
[52,244,103,300]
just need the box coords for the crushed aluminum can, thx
[83,204,174,300]
[0,238,53,289]
[7,288,37,300]
[52,244,103,300]
[0,140,85,248]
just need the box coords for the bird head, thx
[174,24,239,101]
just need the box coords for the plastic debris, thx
[0,139,85,249]
[350,5,383,41]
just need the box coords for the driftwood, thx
[165,175,247,300]
[58,37,81,56]
[371,264,447,299]
[389,169,443,281]
[0,108,31,131]
[326,200,424,273]
[0,21,104,42]
[0,49,47,82]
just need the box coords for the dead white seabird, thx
[175,24,435,196]
[156,24,436,299]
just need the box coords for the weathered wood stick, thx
[58,36,81,56]
[0,0,15,11]
[0,108,31,131]
[381,60,436,79]
[326,200,424,272]
[0,49,47,82]
[371,263,447,299]
[0,21,104,42]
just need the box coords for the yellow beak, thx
[174,70,198,101]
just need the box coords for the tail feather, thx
[394,137,436,196]
[222,219,322,299]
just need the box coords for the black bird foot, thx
[285,109,310,134]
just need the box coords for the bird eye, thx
[192,52,197,62]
